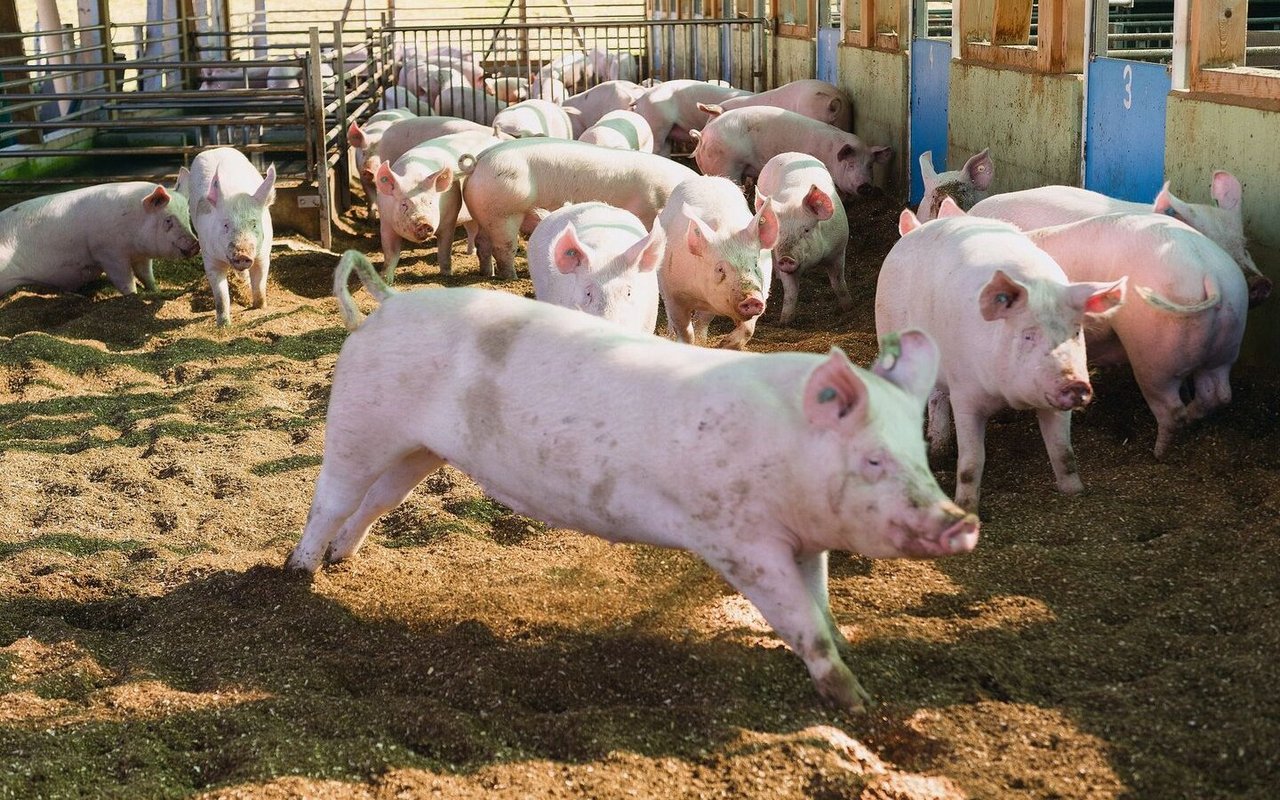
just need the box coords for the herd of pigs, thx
[0,42,1271,714]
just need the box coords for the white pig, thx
[459,138,697,279]
[968,172,1271,307]
[693,106,893,201]
[347,108,416,207]
[632,78,752,156]
[484,76,530,104]
[719,79,853,131]
[183,147,276,326]
[562,80,646,136]
[368,116,492,192]
[529,76,568,104]
[526,202,664,333]
[292,248,980,715]
[1026,213,1248,457]
[379,85,431,115]
[434,84,507,125]
[657,176,780,350]
[577,109,654,152]
[374,129,500,279]
[878,204,1127,511]
[917,148,994,222]
[492,99,575,140]
[0,181,198,296]
[753,152,850,324]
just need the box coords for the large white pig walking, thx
[878,204,1127,511]
[290,249,980,713]
[182,147,276,326]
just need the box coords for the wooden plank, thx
[962,40,1039,69]
[874,0,898,36]
[990,0,1031,46]
[961,0,998,45]
[1193,0,1246,69]
[1063,0,1084,72]
[1193,66,1280,104]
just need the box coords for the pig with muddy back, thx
[183,147,276,326]
[879,201,1127,511]
[290,249,980,712]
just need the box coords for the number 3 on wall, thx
[1123,64,1133,110]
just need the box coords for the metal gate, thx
[908,2,952,206]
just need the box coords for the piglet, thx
[347,108,416,209]
[878,202,1127,511]
[719,79,852,131]
[183,147,276,326]
[577,110,655,152]
[917,148,993,221]
[434,84,508,125]
[632,79,752,155]
[527,202,664,333]
[1027,213,1248,457]
[0,181,198,296]
[754,152,850,324]
[562,80,646,136]
[292,248,979,714]
[657,175,779,349]
[492,99,575,140]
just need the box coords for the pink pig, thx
[632,79,752,156]
[879,203,1127,511]
[719,79,853,131]
[917,148,994,221]
[292,248,979,713]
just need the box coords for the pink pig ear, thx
[375,161,400,196]
[979,270,1027,321]
[623,219,665,273]
[802,184,834,221]
[803,348,870,431]
[430,166,454,193]
[1072,276,1127,316]
[143,185,171,210]
[1152,181,1187,220]
[872,330,939,405]
[348,122,367,149]
[552,223,591,273]
[937,197,966,218]
[918,151,938,185]
[206,169,221,206]
[683,204,715,257]
[963,148,994,190]
[898,208,922,236]
[1211,170,1243,211]
[752,196,780,250]
[253,164,276,206]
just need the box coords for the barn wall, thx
[836,45,908,194]
[774,36,813,85]
[1166,95,1280,362]
[948,62,1084,192]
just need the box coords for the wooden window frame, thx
[1187,0,1280,104]
[957,0,1084,74]
[775,0,816,37]
[840,0,902,51]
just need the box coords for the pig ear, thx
[174,167,190,195]
[683,204,715,257]
[752,197,780,250]
[254,164,277,206]
[696,102,723,117]
[624,219,665,273]
[143,185,171,211]
[802,348,869,431]
[979,270,1028,321]
[1152,181,1190,221]
[1070,276,1127,317]
[802,184,834,221]
[552,224,591,273]
[753,188,765,213]
[206,170,221,206]
[872,329,940,405]
[348,122,368,149]
[898,208,922,236]
[919,151,938,184]
[872,146,893,164]
[430,166,454,193]
[962,148,994,190]
[1211,171,1243,212]
[937,197,966,218]
[375,161,402,196]
[836,144,855,162]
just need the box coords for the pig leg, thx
[702,544,871,712]
[777,271,800,325]
[205,261,234,326]
[950,398,990,512]
[100,256,139,295]
[324,448,445,564]
[1131,366,1189,458]
[825,256,853,313]
[435,190,462,276]
[665,298,697,344]
[718,317,758,350]
[248,253,269,309]
[1035,408,1085,495]
[488,216,521,280]
[476,231,495,278]
[692,311,713,345]
[132,258,158,292]
[380,218,404,281]
[796,551,853,656]
[463,221,478,256]
[926,389,954,459]
[1186,366,1232,421]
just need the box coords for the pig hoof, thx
[1058,474,1084,494]
[816,666,873,713]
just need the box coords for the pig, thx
[968,172,1271,307]
[266,64,302,90]
[404,63,465,107]
[434,84,507,125]
[0,181,198,296]
[586,48,622,82]
[657,175,780,350]
[374,129,501,279]
[529,76,568,104]
[291,248,980,714]
[878,203,1127,511]
[347,108,416,207]
[492,99,575,140]
[182,147,277,326]
[1026,213,1248,457]
[562,80,646,136]
[379,86,431,115]
[577,109,655,152]
[526,202,664,333]
[917,148,994,222]
[693,106,893,201]
[632,78,752,156]
[536,51,593,91]
[368,116,491,195]
[719,79,853,131]
[753,152,850,324]
[484,76,530,104]
[459,138,698,279]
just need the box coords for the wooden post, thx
[989,0,1031,46]
[35,0,72,115]
[308,26,333,250]
[0,0,43,144]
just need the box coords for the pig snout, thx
[939,515,981,555]
[738,296,765,319]
[228,244,256,269]
[180,238,200,258]
[856,182,876,197]
[776,256,799,274]
[898,504,981,558]
[1052,380,1093,411]
[1247,274,1273,308]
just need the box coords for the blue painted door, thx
[909,38,951,206]
[1084,58,1171,202]
[816,28,840,85]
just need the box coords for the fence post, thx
[333,20,351,213]
[0,0,42,144]
[309,26,332,250]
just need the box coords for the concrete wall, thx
[948,62,1083,193]
[774,35,813,85]
[836,46,909,194]
[1166,94,1280,361]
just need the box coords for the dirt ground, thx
[1,194,1277,800]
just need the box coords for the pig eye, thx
[715,264,727,283]
[164,218,173,230]
[222,221,231,232]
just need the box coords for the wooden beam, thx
[874,0,898,36]
[1192,0,1246,69]
[990,0,1031,46]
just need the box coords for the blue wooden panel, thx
[816,28,840,85]
[720,24,733,80]
[1084,58,1171,203]
[909,39,951,205]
